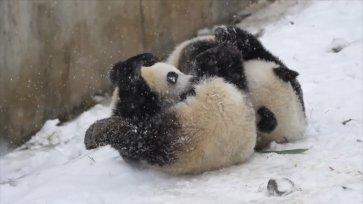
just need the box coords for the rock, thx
[253,29,265,38]
[327,38,350,53]
[196,28,212,36]
[230,9,252,24]
[267,178,297,196]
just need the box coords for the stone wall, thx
[0,0,250,145]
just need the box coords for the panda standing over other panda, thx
[85,50,257,175]
[166,25,307,149]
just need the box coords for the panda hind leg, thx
[257,106,277,134]
[273,67,299,83]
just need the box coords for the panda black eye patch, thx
[167,72,178,84]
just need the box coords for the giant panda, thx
[85,52,256,175]
[166,25,307,149]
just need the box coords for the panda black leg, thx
[110,53,162,122]
[121,155,144,169]
[214,25,285,67]
[110,113,181,167]
[84,117,130,150]
[84,114,179,167]
[290,79,306,114]
[257,106,277,134]
[194,44,248,91]
[273,67,299,82]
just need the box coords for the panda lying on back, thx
[166,25,307,149]
[85,51,256,175]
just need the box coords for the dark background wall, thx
[0,0,250,146]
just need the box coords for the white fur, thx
[244,60,307,148]
[110,87,119,114]
[151,77,256,175]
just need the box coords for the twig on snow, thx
[309,108,313,119]
[342,119,353,125]
[283,137,289,143]
[88,156,96,163]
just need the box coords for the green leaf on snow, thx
[258,149,309,154]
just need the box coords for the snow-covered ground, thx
[1,1,362,203]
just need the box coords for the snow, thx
[1,1,362,203]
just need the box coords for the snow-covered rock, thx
[327,38,350,53]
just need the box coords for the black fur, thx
[257,106,277,133]
[178,77,198,101]
[273,67,299,82]
[109,54,156,86]
[290,79,306,113]
[179,87,196,101]
[84,117,136,150]
[178,39,218,74]
[112,112,181,166]
[214,26,285,67]
[194,44,248,91]
[84,115,181,166]
[110,53,161,123]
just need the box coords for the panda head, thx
[109,59,198,103]
[141,63,198,102]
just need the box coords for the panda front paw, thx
[214,26,239,46]
[130,52,157,67]
[194,43,242,77]
[194,44,247,90]
[123,53,157,81]
[109,53,157,87]
[215,26,257,55]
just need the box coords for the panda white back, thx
[244,60,306,148]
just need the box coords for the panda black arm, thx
[194,44,248,91]
[84,117,136,150]
[106,113,180,166]
[214,25,285,67]
[110,53,162,122]
[84,114,179,166]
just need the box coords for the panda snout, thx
[189,76,199,85]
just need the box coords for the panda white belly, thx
[244,60,307,148]
[150,77,256,175]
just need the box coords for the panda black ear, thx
[273,67,299,82]
[109,61,123,85]
[127,53,157,68]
